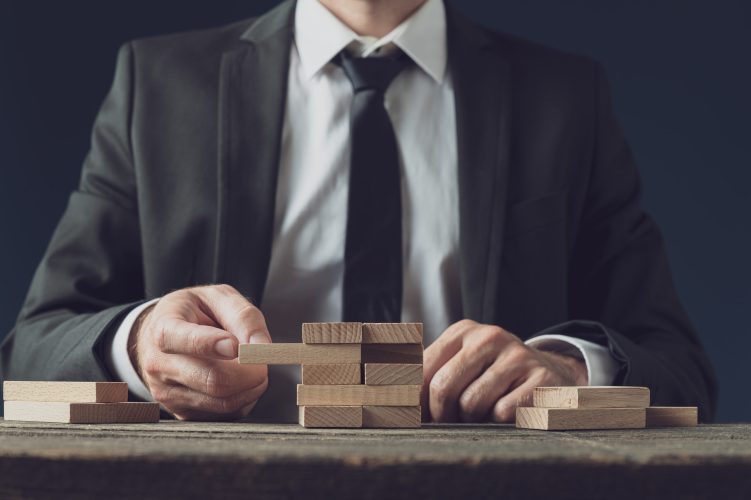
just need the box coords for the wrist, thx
[560,352,589,386]
[128,303,156,380]
[544,350,589,386]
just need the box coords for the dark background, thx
[1,1,749,421]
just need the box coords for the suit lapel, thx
[214,0,295,304]
[447,6,513,323]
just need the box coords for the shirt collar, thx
[294,0,447,83]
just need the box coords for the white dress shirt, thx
[108,0,618,410]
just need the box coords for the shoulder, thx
[490,29,599,88]
[473,26,603,110]
[444,4,602,90]
[122,17,258,72]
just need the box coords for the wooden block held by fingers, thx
[533,386,650,409]
[238,343,361,365]
[299,406,363,428]
[645,407,698,427]
[361,344,423,364]
[3,401,160,424]
[297,384,421,407]
[302,323,362,344]
[301,364,361,385]
[3,381,128,403]
[362,323,423,344]
[362,406,421,428]
[516,407,646,430]
[364,364,422,386]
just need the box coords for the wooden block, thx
[302,323,362,344]
[239,343,361,365]
[301,364,361,385]
[297,384,421,407]
[3,401,160,424]
[362,406,421,428]
[364,364,422,385]
[516,407,646,430]
[533,386,650,409]
[298,406,362,428]
[3,381,128,403]
[361,344,423,364]
[362,323,423,344]
[645,407,698,427]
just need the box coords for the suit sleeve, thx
[537,62,718,421]
[0,43,146,384]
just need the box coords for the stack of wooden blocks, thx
[515,386,698,430]
[239,322,423,428]
[3,381,159,424]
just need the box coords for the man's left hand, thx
[422,319,588,423]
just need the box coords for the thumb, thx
[248,328,271,345]
[197,285,273,344]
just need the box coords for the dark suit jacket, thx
[0,1,718,420]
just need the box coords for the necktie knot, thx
[338,50,410,93]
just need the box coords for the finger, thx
[155,317,239,360]
[422,320,478,418]
[491,376,541,423]
[154,380,268,421]
[424,320,478,382]
[162,355,268,399]
[196,285,271,344]
[428,334,503,423]
[458,358,524,423]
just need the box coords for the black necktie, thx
[338,49,410,322]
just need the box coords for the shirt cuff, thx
[525,334,619,386]
[106,298,160,402]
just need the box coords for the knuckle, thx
[232,304,265,333]
[141,356,162,378]
[201,393,242,415]
[256,377,269,395]
[150,385,169,404]
[153,320,170,352]
[493,403,514,423]
[459,390,482,418]
[205,397,231,414]
[475,328,503,350]
[214,284,238,296]
[236,303,263,323]
[204,385,265,417]
[246,376,269,403]
[429,376,450,402]
[468,326,506,353]
[456,319,477,329]
[204,368,233,398]
[223,393,249,414]
[169,288,190,299]
[506,342,530,362]
[485,325,507,343]
[187,326,211,356]
[151,385,179,409]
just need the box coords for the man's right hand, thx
[129,284,270,421]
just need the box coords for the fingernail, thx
[215,338,236,358]
[249,332,270,344]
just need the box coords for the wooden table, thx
[1,419,749,499]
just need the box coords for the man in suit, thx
[1,0,717,422]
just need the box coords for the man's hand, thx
[129,284,270,421]
[423,319,588,423]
